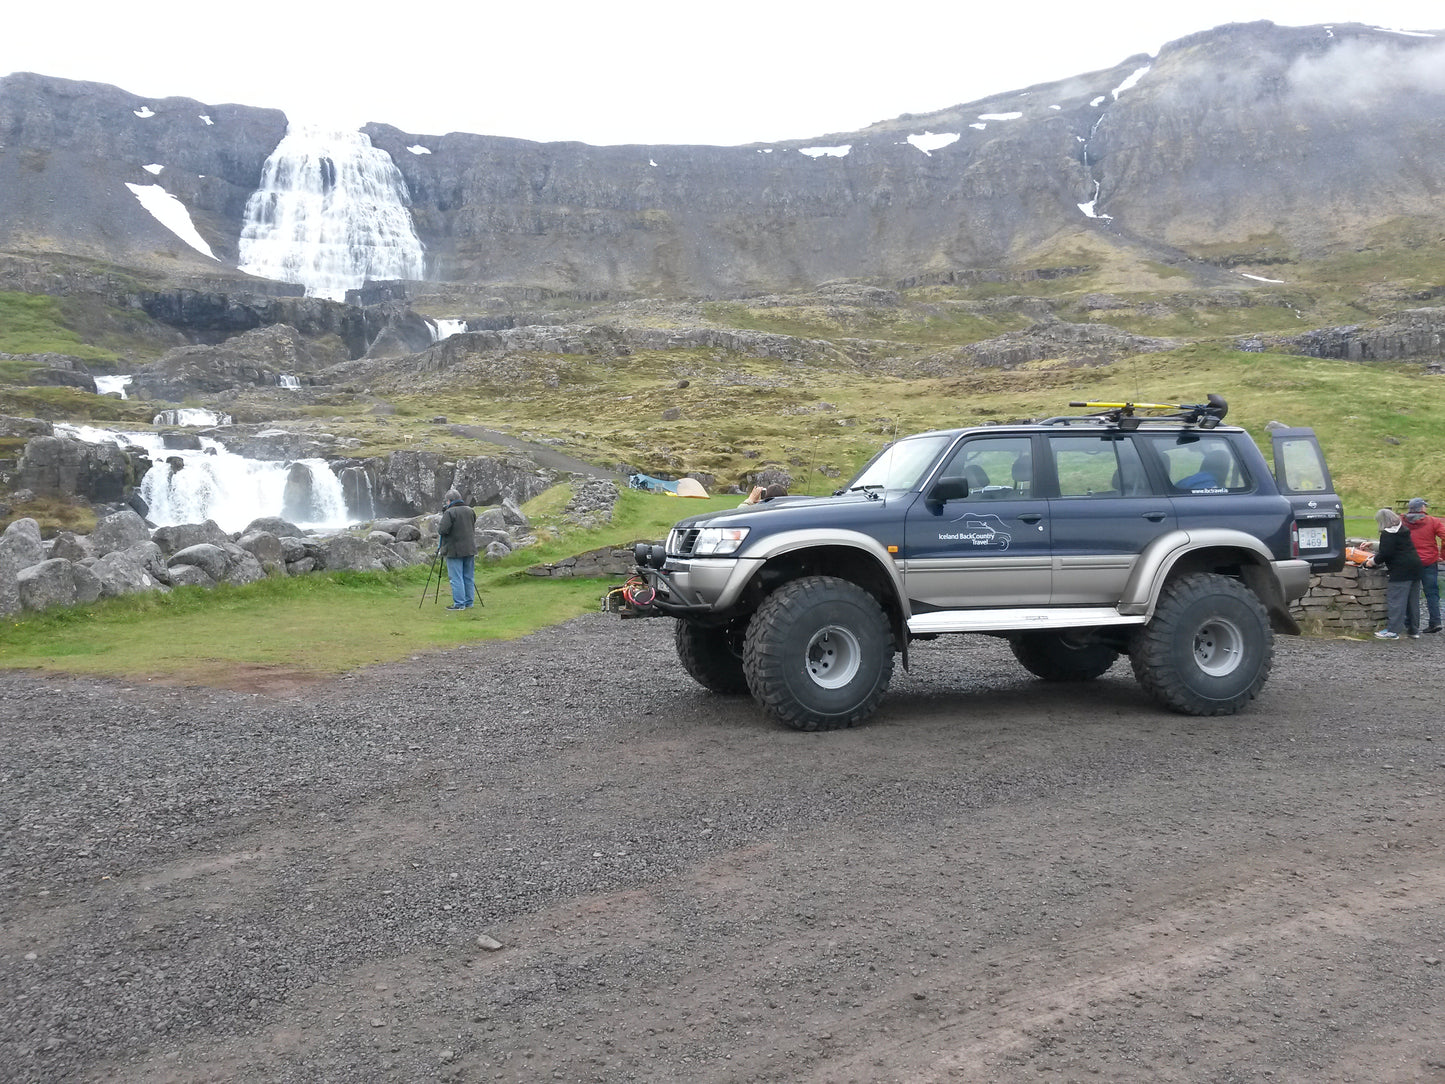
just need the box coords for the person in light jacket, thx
[436,488,478,610]
[1365,507,1423,639]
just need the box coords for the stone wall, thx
[525,544,639,580]
[1290,563,1388,632]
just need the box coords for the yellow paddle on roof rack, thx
[1061,393,1228,428]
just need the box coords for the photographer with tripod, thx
[437,489,478,610]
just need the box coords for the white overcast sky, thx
[2,1,1441,146]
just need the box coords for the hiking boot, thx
[1427,625,1443,634]
[445,603,466,610]
[1374,629,1400,639]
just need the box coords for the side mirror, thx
[930,477,970,503]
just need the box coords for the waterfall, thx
[95,375,132,399]
[428,318,468,342]
[237,125,426,302]
[57,424,354,533]
[278,373,301,390]
[153,408,233,427]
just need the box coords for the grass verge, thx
[0,567,616,683]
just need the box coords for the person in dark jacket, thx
[437,488,478,610]
[1401,497,1445,633]
[1365,507,1423,639]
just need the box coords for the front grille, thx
[669,527,701,557]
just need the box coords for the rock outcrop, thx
[131,324,323,401]
[16,435,132,502]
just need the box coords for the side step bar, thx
[908,607,1148,635]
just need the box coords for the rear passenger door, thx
[1270,427,1346,572]
[1139,431,1295,557]
[1045,432,1177,605]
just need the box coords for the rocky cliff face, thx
[0,73,286,270]
[2,21,1443,297]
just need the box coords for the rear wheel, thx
[674,618,750,694]
[1011,631,1119,682]
[1130,573,1272,716]
[743,576,894,731]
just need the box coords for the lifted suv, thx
[612,397,1344,730]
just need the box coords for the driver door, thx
[901,434,1052,609]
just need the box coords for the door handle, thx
[1017,513,1043,524]
[1142,511,1167,522]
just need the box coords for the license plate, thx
[1299,526,1328,550]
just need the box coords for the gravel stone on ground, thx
[2,616,1443,1082]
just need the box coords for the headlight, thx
[692,526,750,556]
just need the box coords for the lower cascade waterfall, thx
[237,125,426,302]
[153,408,232,427]
[59,425,354,533]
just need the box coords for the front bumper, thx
[629,556,763,615]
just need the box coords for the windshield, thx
[845,434,953,492]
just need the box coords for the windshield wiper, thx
[845,484,886,500]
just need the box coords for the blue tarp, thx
[628,473,679,493]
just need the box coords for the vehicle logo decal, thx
[939,514,1013,551]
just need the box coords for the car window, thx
[1049,434,1150,498]
[935,436,1034,501]
[1143,434,1250,494]
[1276,437,1328,493]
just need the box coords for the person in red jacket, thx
[1402,497,1445,633]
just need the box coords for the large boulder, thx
[389,540,424,566]
[152,520,230,555]
[165,564,215,588]
[474,507,507,533]
[90,545,167,597]
[219,544,266,585]
[0,415,53,440]
[16,435,130,502]
[48,531,95,563]
[236,530,285,573]
[90,509,151,556]
[0,518,45,571]
[313,534,386,572]
[0,542,20,615]
[242,516,303,537]
[168,543,231,581]
[71,562,102,604]
[500,497,528,528]
[17,558,78,610]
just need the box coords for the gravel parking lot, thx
[2,615,1443,1083]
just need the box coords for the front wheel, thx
[743,576,894,731]
[1130,572,1272,716]
[674,618,750,694]
[1011,631,1119,682]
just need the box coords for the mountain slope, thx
[2,21,1443,297]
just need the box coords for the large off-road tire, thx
[742,576,894,731]
[674,618,750,695]
[1010,631,1119,682]
[1130,572,1273,716]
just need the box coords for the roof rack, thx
[1041,393,1229,431]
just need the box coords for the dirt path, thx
[2,621,1442,1083]
[447,424,620,480]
